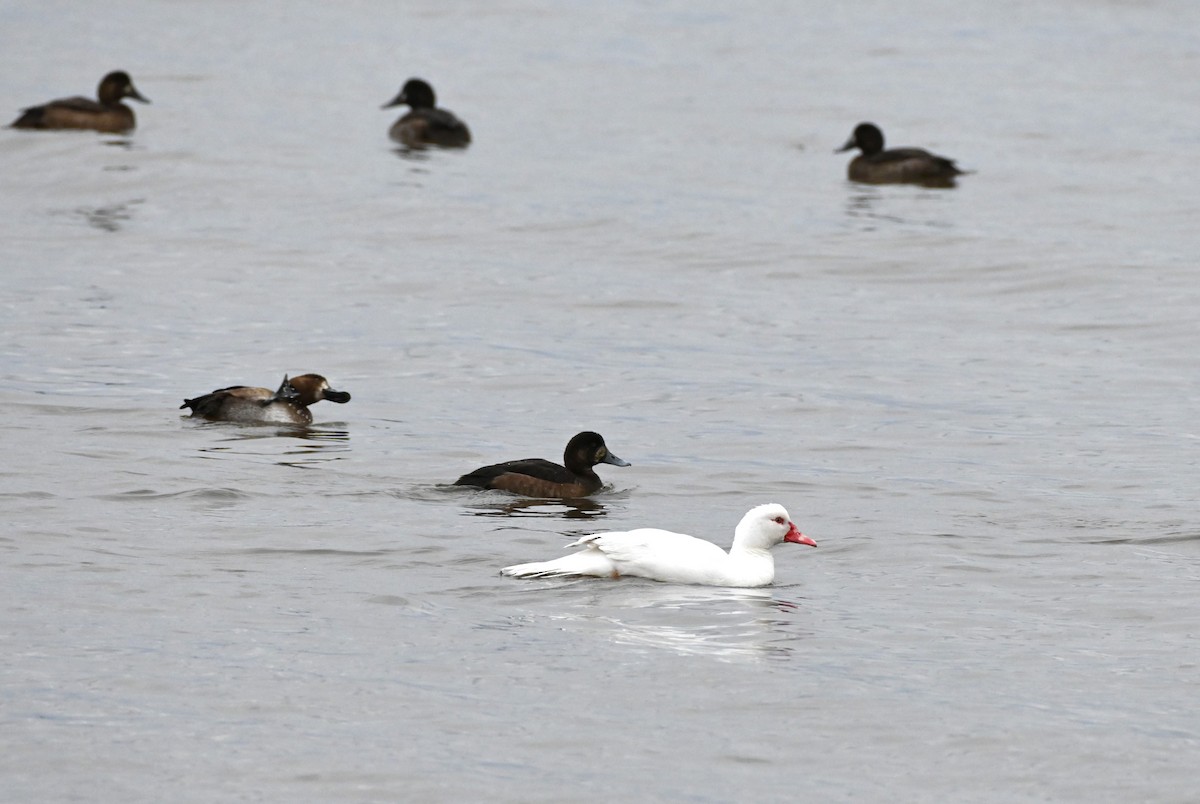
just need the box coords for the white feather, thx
[501,504,815,588]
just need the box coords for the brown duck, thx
[11,71,150,134]
[180,374,351,425]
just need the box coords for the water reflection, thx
[276,426,351,468]
[389,145,474,166]
[546,585,809,662]
[190,421,351,467]
[842,187,956,231]
[390,146,432,163]
[844,186,896,228]
[460,495,610,520]
[60,198,143,232]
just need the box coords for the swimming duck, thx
[502,503,817,587]
[837,122,964,187]
[381,78,471,148]
[454,431,629,498]
[10,71,150,134]
[180,374,351,425]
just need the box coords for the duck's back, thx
[851,148,961,186]
[12,96,134,133]
[455,457,598,496]
[579,529,752,585]
[588,528,726,564]
[391,108,471,148]
[182,386,259,421]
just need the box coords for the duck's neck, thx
[729,542,773,561]
[568,463,600,482]
[720,544,775,587]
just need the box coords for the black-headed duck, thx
[455,431,630,498]
[10,71,150,134]
[837,122,964,188]
[180,374,351,425]
[382,78,471,149]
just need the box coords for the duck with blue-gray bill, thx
[455,431,630,498]
[382,78,471,148]
[11,71,149,134]
[837,122,964,188]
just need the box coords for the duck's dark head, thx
[382,78,437,110]
[287,373,351,406]
[99,71,150,105]
[837,122,884,156]
[565,431,630,470]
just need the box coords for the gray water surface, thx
[2,2,1198,802]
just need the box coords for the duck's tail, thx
[501,537,614,579]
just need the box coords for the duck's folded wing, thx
[872,147,960,179]
[456,458,572,486]
[179,385,271,414]
[14,96,101,127]
[588,529,728,577]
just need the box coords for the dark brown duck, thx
[11,71,150,134]
[454,431,630,498]
[382,78,471,149]
[837,122,964,188]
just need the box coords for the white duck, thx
[501,503,816,588]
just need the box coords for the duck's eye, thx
[773,516,785,524]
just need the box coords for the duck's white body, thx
[502,503,816,588]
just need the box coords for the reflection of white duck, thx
[589,587,802,660]
[502,504,816,588]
